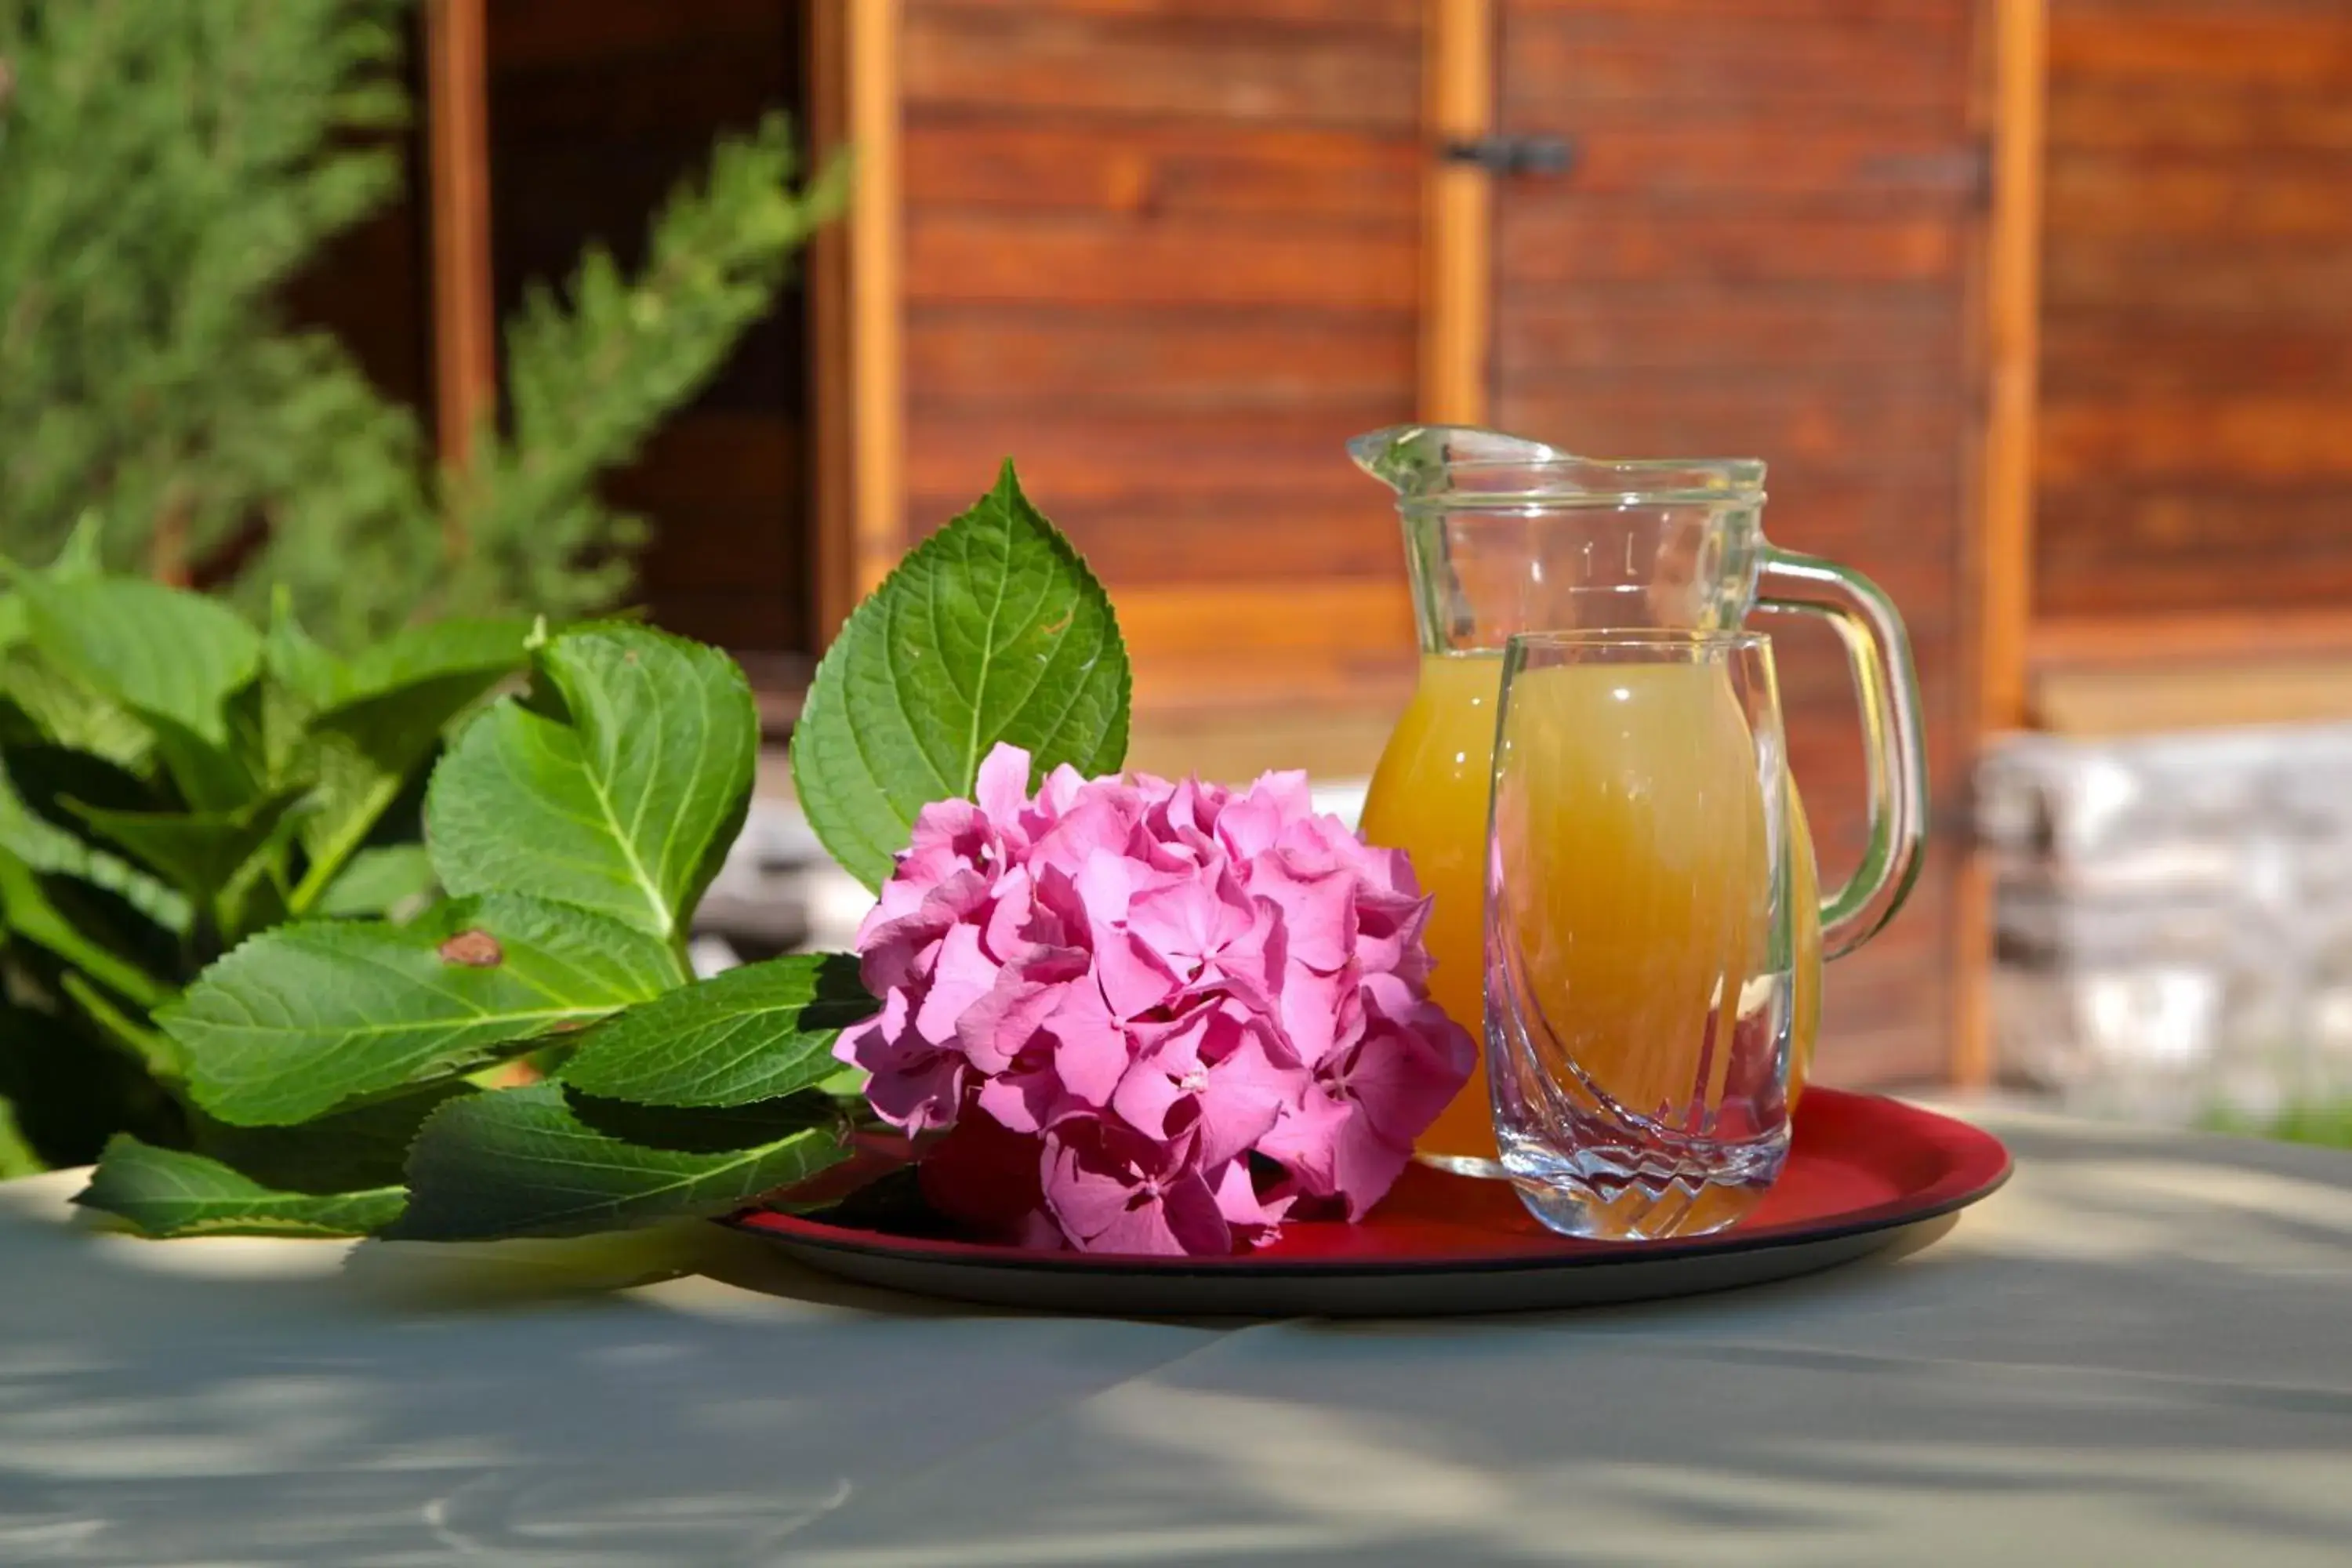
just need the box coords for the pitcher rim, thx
[1403,455,1769,510]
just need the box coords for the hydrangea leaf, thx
[20,576,261,749]
[313,844,438,920]
[426,625,756,941]
[792,460,1130,889]
[390,1080,847,1240]
[74,1135,407,1239]
[167,891,685,1127]
[559,953,877,1109]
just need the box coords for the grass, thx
[2204,1103,2352,1151]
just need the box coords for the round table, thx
[3,1102,2347,1566]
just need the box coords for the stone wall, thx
[1980,724,2352,1123]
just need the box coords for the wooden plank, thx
[1116,579,1418,711]
[1497,204,1968,285]
[1421,0,1493,425]
[2032,608,2352,670]
[1501,9,1973,120]
[922,0,1419,27]
[903,8,1421,130]
[1495,378,1969,475]
[2037,488,2352,619]
[2047,83,2352,155]
[1497,285,1962,372]
[2047,5,2352,89]
[851,0,906,579]
[921,0,1421,32]
[426,0,497,487]
[1044,502,1406,589]
[906,305,1417,410]
[2038,398,2352,484]
[2041,318,2352,397]
[2042,237,2352,321]
[2031,608,2352,673]
[1511,0,1969,20]
[902,117,1420,223]
[1124,703,1406,789]
[906,212,1421,310]
[2046,150,2352,239]
[903,407,1407,511]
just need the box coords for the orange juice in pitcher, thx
[1347,426,1926,1175]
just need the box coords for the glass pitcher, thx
[1348,424,1927,1174]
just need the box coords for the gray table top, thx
[2,1102,2348,1566]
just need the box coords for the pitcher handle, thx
[1755,548,1927,959]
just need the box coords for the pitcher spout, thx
[1345,424,1581,498]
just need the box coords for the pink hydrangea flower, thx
[839,743,1476,1255]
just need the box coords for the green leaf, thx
[426,625,756,941]
[345,617,532,698]
[791,460,1131,888]
[168,891,685,1127]
[314,844,437,920]
[22,578,263,748]
[559,953,877,1108]
[84,1035,470,1239]
[66,785,310,908]
[2,650,154,775]
[47,514,107,583]
[0,845,174,1009]
[0,1097,39,1181]
[0,777,189,938]
[264,596,352,712]
[74,1136,407,1240]
[260,597,350,779]
[391,1080,848,1240]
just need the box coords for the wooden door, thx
[1485,0,1993,1086]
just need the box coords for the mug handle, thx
[1755,548,1928,959]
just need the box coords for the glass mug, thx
[1485,631,1795,1241]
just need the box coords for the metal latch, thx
[1439,135,1576,177]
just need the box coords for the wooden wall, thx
[1487,0,1990,1086]
[896,0,1425,712]
[486,0,812,660]
[2037,0,2352,626]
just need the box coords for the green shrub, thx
[0,0,840,649]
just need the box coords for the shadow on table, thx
[1,1116,2346,1565]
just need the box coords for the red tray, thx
[731,1089,2009,1316]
